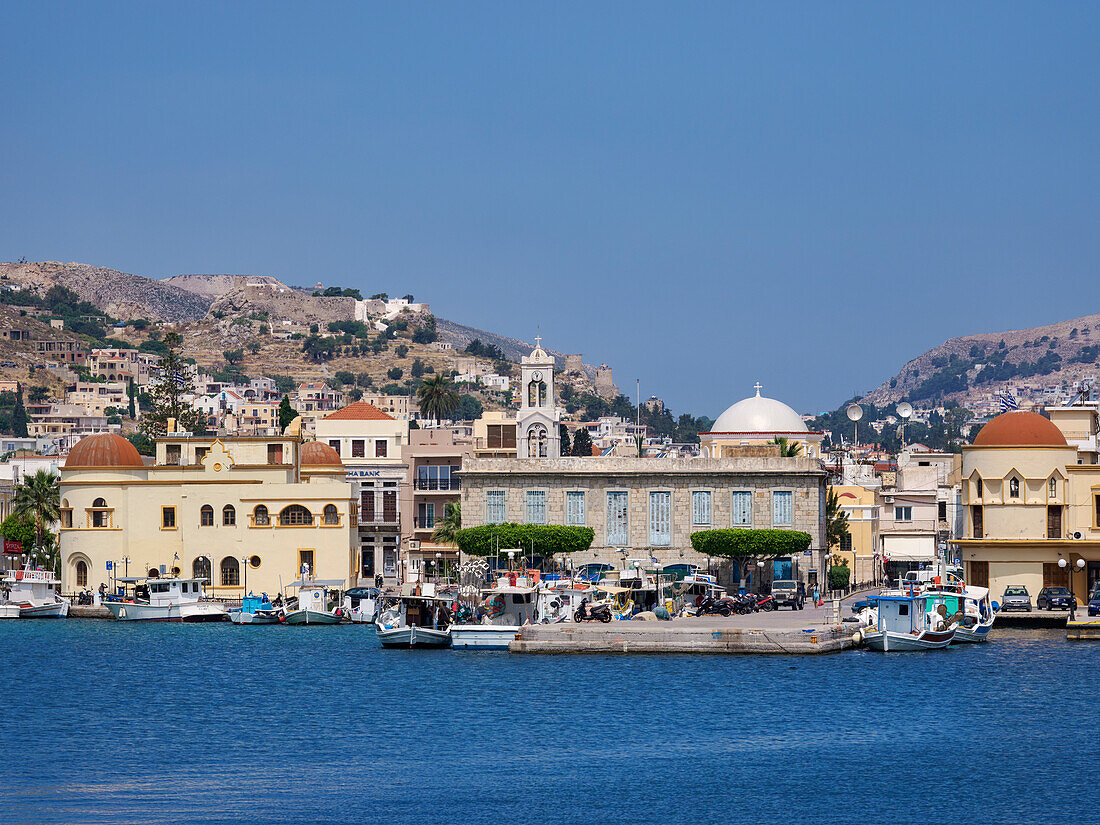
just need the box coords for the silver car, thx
[1000,585,1031,612]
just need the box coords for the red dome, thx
[64,433,145,469]
[973,411,1068,447]
[300,440,343,466]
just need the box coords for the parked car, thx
[1088,589,1100,617]
[771,579,805,610]
[1037,586,1075,611]
[0,361,16,368]
[1000,585,1032,612]
[850,597,877,614]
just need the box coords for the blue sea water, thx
[2,621,1097,825]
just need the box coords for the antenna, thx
[846,403,863,449]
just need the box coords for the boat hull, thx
[0,604,21,619]
[229,611,281,625]
[283,609,342,625]
[449,624,519,650]
[105,601,226,622]
[865,627,956,651]
[18,601,70,618]
[375,622,451,648]
[954,622,993,643]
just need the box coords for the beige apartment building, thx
[59,433,355,597]
[66,382,127,416]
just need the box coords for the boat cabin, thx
[4,567,62,601]
[290,579,344,613]
[115,576,206,605]
[876,594,930,634]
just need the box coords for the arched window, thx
[200,505,214,526]
[527,425,548,458]
[76,560,88,587]
[323,504,339,525]
[279,504,313,526]
[193,557,211,583]
[91,497,108,528]
[147,568,160,578]
[1009,478,1020,498]
[1049,477,1057,497]
[223,505,236,526]
[253,505,270,526]
[220,556,240,586]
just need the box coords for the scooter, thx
[753,593,777,612]
[695,594,733,617]
[574,597,613,623]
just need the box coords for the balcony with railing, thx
[414,478,461,492]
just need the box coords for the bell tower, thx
[517,335,561,459]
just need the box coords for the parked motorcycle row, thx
[693,592,777,617]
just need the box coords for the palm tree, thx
[432,501,461,545]
[772,436,803,457]
[417,374,460,423]
[13,469,61,570]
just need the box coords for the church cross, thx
[753,382,763,395]
[535,334,542,348]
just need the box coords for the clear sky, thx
[3,2,1099,418]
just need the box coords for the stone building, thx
[516,337,562,459]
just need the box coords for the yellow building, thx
[60,433,355,598]
[958,410,1100,602]
[831,484,879,585]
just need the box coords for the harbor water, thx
[3,621,1097,824]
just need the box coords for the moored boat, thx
[2,566,70,618]
[281,579,345,625]
[450,577,538,650]
[374,591,451,648]
[105,577,226,622]
[858,591,956,652]
[229,594,281,625]
[923,585,995,643]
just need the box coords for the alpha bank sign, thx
[347,469,383,478]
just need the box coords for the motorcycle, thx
[574,597,613,623]
[77,589,93,605]
[753,593,777,612]
[695,594,733,617]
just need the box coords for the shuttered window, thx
[486,491,506,523]
[1047,506,1062,539]
[566,491,586,526]
[772,491,792,526]
[649,492,671,546]
[969,560,989,588]
[526,491,546,525]
[732,491,752,526]
[691,491,711,525]
[607,492,628,545]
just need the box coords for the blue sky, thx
[3,2,1099,418]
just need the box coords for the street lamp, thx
[241,556,249,598]
[1058,557,1086,618]
[435,551,442,584]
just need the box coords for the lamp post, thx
[241,556,249,598]
[1058,556,1086,619]
[435,551,442,585]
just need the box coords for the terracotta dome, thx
[64,433,145,469]
[973,410,1068,447]
[300,440,344,466]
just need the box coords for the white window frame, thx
[649,491,671,546]
[566,491,586,526]
[691,490,711,526]
[486,490,506,523]
[607,491,629,545]
[732,490,753,526]
[525,490,547,525]
[772,491,793,526]
[894,506,912,522]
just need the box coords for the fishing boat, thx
[374,588,452,648]
[281,579,345,624]
[229,593,280,625]
[923,585,996,643]
[2,566,70,618]
[858,591,956,651]
[343,586,380,623]
[105,577,226,622]
[450,576,538,650]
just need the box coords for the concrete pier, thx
[511,610,856,654]
[69,605,112,619]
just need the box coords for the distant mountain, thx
[864,312,1100,409]
[435,317,597,380]
[163,274,300,300]
[0,261,211,322]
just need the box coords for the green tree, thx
[416,374,459,422]
[139,332,207,439]
[411,358,425,378]
[690,528,812,590]
[432,502,462,545]
[826,488,850,552]
[828,564,851,591]
[223,349,244,366]
[248,340,262,354]
[333,371,356,387]
[278,395,297,431]
[127,378,136,419]
[772,436,802,457]
[12,469,60,570]
[571,427,593,457]
[559,424,571,455]
[126,432,155,455]
[455,523,595,560]
[0,511,37,551]
[395,344,409,358]
[302,335,336,363]
[387,367,403,380]
[11,384,28,437]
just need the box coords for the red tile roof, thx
[323,401,395,421]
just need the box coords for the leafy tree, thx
[772,436,802,457]
[12,469,60,569]
[431,502,462,545]
[139,338,169,356]
[302,335,336,363]
[278,395,297,431]
[333,371,356,387]
[456,394,483,421]
[223,349,244,366]
[127,379,136,419]
[411,315,438,344]
[455,523,595,560]
[356,372,373,388]
[139,332,206,438]
[370,292,389,301]
[12,384,28,438]
[828,564,851,591]
[559,424,571,456]
[28,386,50,403]
[395,344,409,358]
[387,367,403,381]
[416,375,459,422]
[570,427,593,456]
[247,340,261,354]
[826,488,850,551]
[411,358,425,378]
[690,528,812,590]
[0,511,37,552]
[348,388,363,401]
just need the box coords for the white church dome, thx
[711,384,808,433]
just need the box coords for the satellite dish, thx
[896,401,913,419]
[846,404,864,422]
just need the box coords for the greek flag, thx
[999,391,1018,412]
[171,371,187,387]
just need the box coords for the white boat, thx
[343,586,380,623]
[0,604,20,619]
[228,594,281,625]
[450,577,539,650]
[923,585,996,644]
[282,579,346,625]
[105,577,226,622]
[2,567,70,618]
[858,591,956,652]
[374,592,452,648]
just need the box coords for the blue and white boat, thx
[858,590,956,652]
[229,594,280,625]
[923,585,995,644]
[450,578,538,650]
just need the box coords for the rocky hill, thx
[864,312,1100,408]
[0,262,211,322]
[163,274,300,300]
[435,318,597,381]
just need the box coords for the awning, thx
[882,535,936,562]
